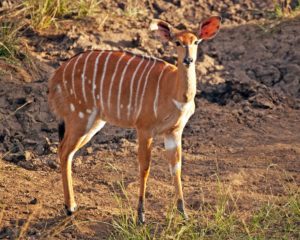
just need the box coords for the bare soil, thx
[0,0,300,239]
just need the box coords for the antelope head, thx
[150,16,221,68]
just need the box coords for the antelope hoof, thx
[137,210,145,225]
[64,204,78,216]
[177,199,188,220]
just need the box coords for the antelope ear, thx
[150,19,174,43]
[198,16,221,40]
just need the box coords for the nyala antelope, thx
[48,16,221,223]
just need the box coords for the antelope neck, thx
[174,62,196,103]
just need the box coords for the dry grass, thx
[23,0,102,30]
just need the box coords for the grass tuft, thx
[0,21,21,62]
[272,0,300,18]
[248,192,300,239]
[23,0,101,30]
[123,0,147,18]
[108,176,299,239]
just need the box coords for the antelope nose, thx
[183,57,193,65]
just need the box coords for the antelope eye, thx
[194,40,199,45]
[175,41,181,46]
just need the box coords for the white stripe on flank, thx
[92,51,104,106]
[81,51,94,103]
[72,54,83,99]
[135,58,157,120]
[127,56,144,119]
[63,57,74,91]
[133,57,152,120]
[107,52,126,112]
[117,55,136,119]
[153,64,168,118]
[99,51,113,112]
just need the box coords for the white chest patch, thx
[172,99,193,112]
[172,99,194,127]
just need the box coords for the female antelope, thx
[48,16,221,223]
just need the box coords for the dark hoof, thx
[177,199,188,220]
[137,212,145,225]
[178,208,189,220]
[137,197,145,225]
[64,204,78,216]
[182,212,189,220]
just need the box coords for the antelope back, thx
[48,51,175,128]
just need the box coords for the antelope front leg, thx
[164,131,188,219]
[137,131,153,224]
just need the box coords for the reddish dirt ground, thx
[0,0,300,239]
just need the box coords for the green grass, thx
[122,0,147,18]
[272,0,300,18]
[0,21,22,62]
[247,191,300,239]
[109,180,300,239]
[0,0,101,64]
